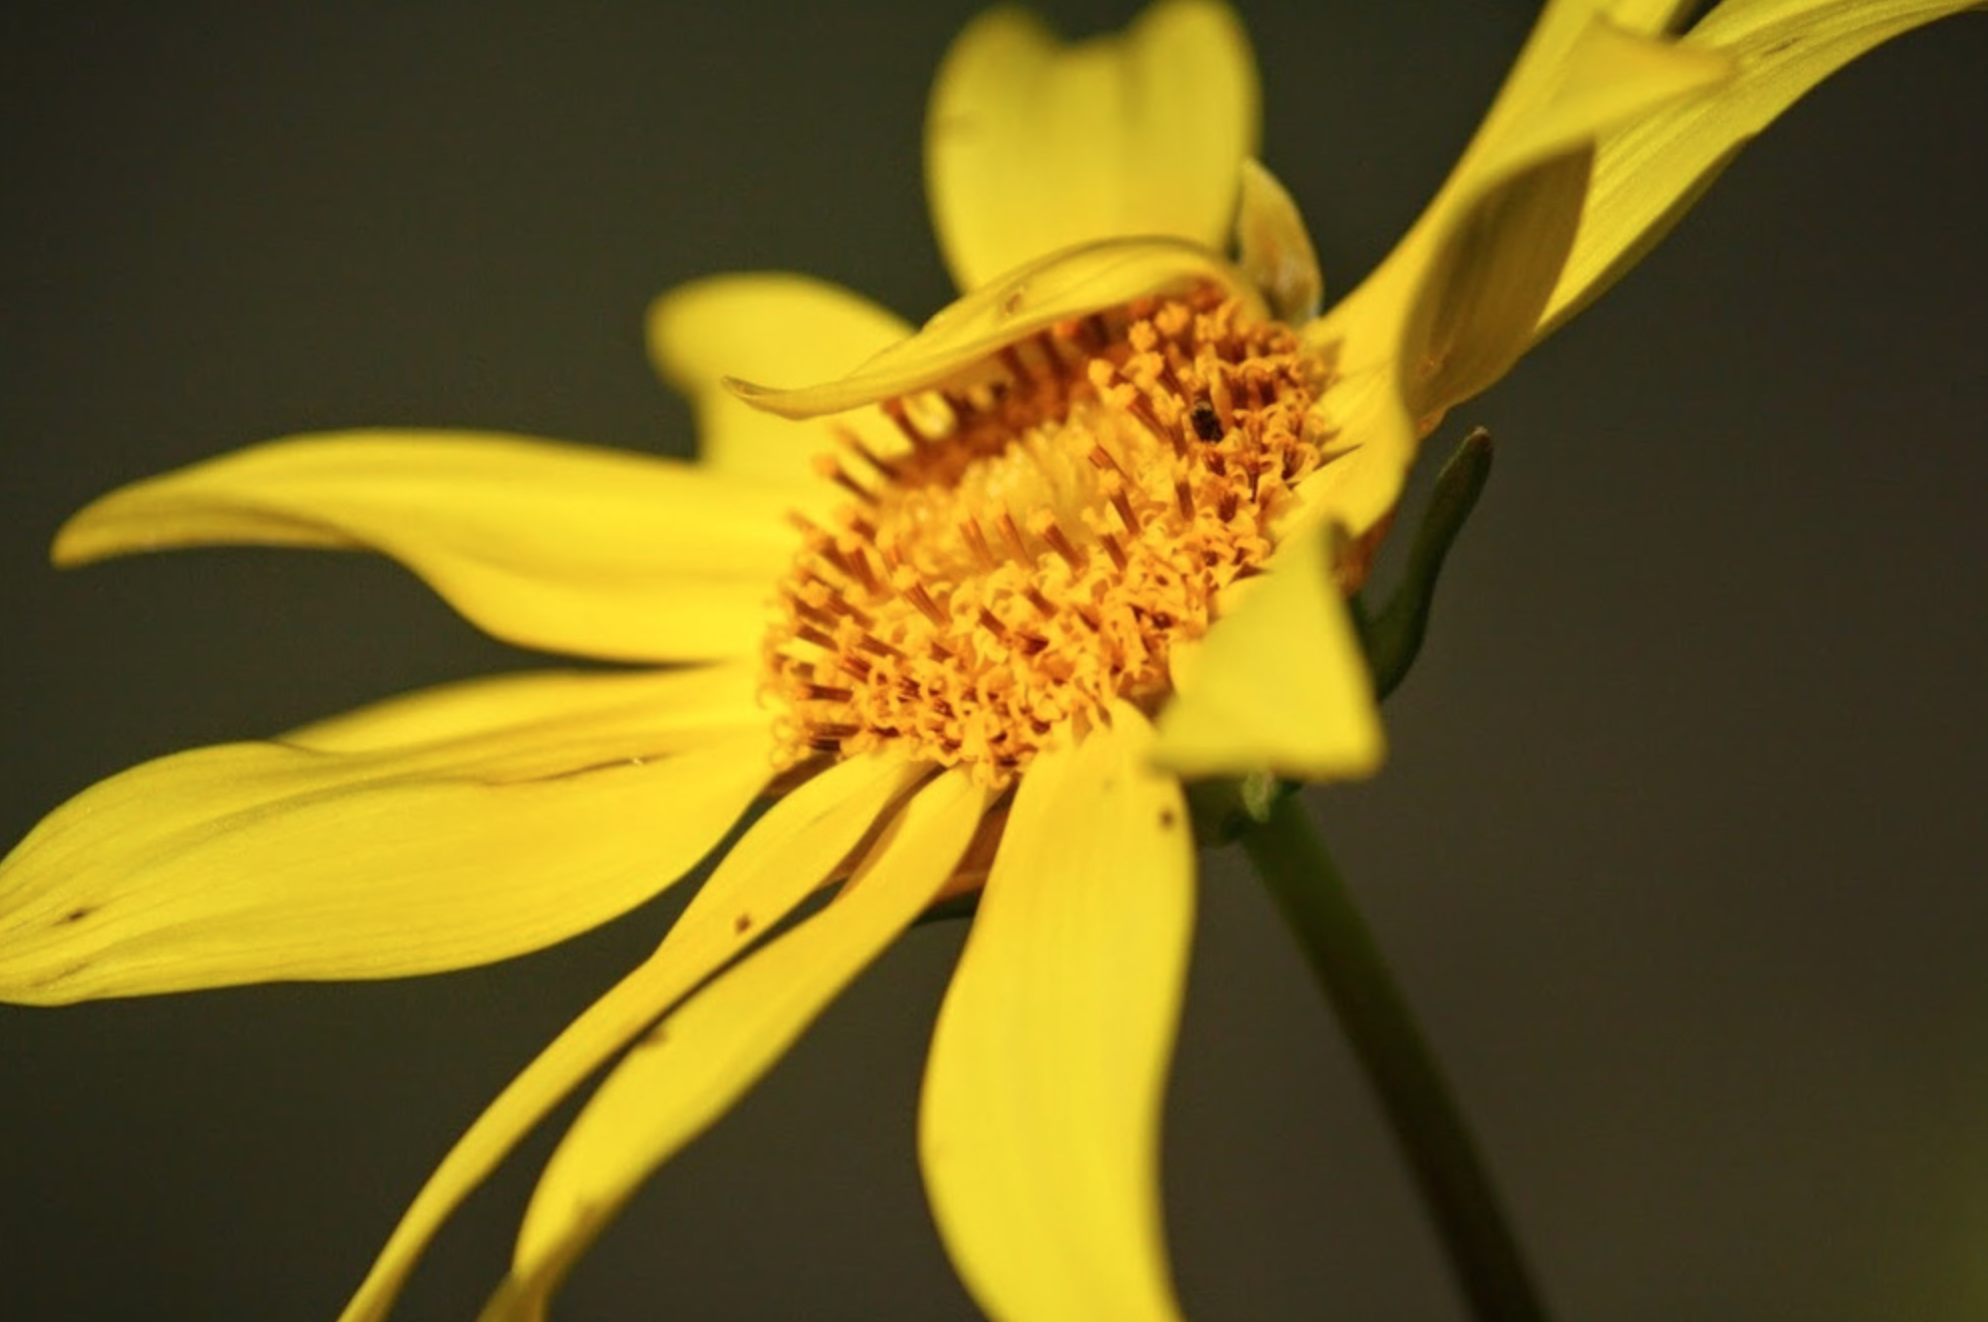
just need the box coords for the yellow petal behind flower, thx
[0,706,775,1004]
[338,752,925,1322]
[1537,0,1983,338]
[54,432,804,663]
[647,273,914,484]
[921,705,1193,1322]
[727,237,1257,420]
[1153,521,1384,780]
[481,769,993,1322]
[1236,158,1324,323]
[925,0,1257,292]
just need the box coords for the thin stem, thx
[1240,792,1549,1322]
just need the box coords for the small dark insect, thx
[1189,399,1223,442]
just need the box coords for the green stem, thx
[1241,792,1549,1322]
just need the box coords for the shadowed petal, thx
[55,432,805,662]
[648,274,913,485]
[921,706,1194,1322]
[0,717,776,1005]
[337,752,926,1322]
[926,0,1256,292]
[480,769,994,1321]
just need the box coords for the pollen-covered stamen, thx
[765,287,1333,787]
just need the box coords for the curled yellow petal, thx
[925,0,1257,292]
[1538,0,1982,337]
[337,752,925,1322]
[1295,10,1733,543]
[54,433,804,663]
[648,273,913,485]
[1153,521,1384,780]
[483,770,994,1321]
[1325,12,1734,423]
[0,721,773,1005]
[921,706,1193,1322]
[727,237,1257,421]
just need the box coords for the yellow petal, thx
[0,722,774,1005]
[1153,521,1384,780]
[925,0,1257,292]
[1607,0,1704,35]
[337,752,924,1322]
[1236,158,1324,323]
[728,237,1257,421]
[647,274,914,484]
[484,770,994,1321]
[1538,0,1981,337]
[285,660,762,756]
[921,706,1194,1322]
[1282,340,1424,555]
[54,432,804,663]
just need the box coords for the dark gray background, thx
[3,2,1983,1319]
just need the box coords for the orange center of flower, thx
[765,288,1333,788]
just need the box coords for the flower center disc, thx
[767,288,1331,787]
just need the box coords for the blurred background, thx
[3,1,1983,1318]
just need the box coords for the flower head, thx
[0,1,1972,1318]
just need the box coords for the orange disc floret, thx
[765,287,1333,787]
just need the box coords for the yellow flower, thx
[0,1,1969,1319]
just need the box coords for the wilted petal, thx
[0,698,776,1004]
[647,274,913,485]
[926,0,1256,292]
[1154,524,1384,780]
[337,752,925,1322]
[1537,0,1981,336]
[482,769,993,1321]
[55,433,804,662]
[921,706,1194,1322]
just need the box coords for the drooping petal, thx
[647,274,914,484]
[54,433,805,662]
[921,706,1194,1322]
[482,770,994,1321]
[1537,0,1982,337]
[925,0,1257,292]
[0,717,775,1005]
[337,752,924,1322]
[728,237,1257,421]
[1153,523,1384,780]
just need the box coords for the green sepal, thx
[1357,427,1494,699]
